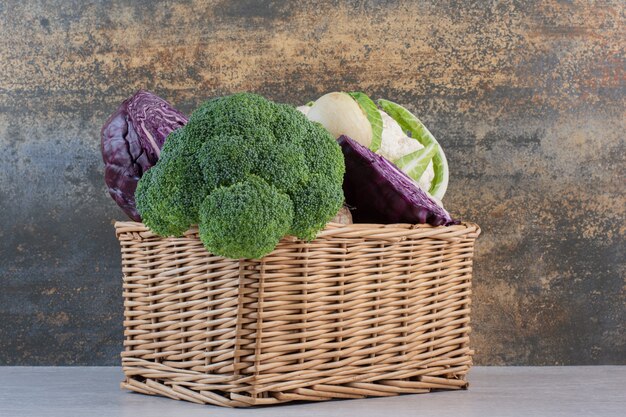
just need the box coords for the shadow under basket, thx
[115,221,481,407]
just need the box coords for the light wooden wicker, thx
[116,221,480,407]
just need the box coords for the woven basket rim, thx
[114,220,480,241]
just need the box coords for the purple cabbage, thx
[101,90,188,221]
[338,135,458,226]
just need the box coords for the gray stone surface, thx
[0,0,624,365]
[0,366,624,416]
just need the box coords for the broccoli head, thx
[135,93,345,259]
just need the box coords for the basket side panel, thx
[244,225,478,399]
[117,226,250,406]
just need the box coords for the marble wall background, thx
[1,0,624,364]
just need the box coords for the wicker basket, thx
[116,220,480,407]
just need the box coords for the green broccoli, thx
[135,93,345,259]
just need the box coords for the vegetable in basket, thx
[339,135,457,226]
[299,92,449,200]
[101,90,188,221]
[135,93,345,259]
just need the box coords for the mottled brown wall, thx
[0,0,624,365]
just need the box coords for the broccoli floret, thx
[135,133,206,236]
[254,141,309,195]
[289,174,344,240]
[197,135,260,190]
[199,176,293,259]
[185,94,277,144]
[135,93,345,259]
[301,122,346,184]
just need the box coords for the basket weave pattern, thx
[116,221,480,407]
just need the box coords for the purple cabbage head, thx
[101,90,188,221]
[338,135,458,226]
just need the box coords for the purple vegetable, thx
[101,90,188,221]
[338,135,458,226]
